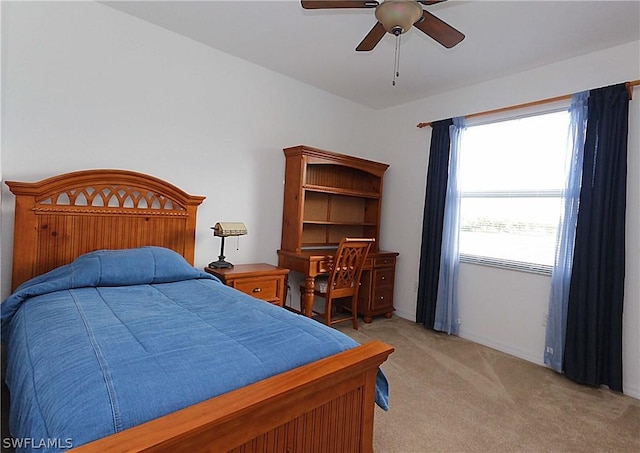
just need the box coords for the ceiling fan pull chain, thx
[392,33,401,86]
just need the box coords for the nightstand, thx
[205,263,289,307]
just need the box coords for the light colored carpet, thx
[336,316,640,453]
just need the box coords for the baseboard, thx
[393,308,414,321]
[623,383,640,399]
[394,314,545,366]
[457,328,544,365]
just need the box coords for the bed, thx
[1,169,393,452]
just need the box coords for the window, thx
[458,109,571,273]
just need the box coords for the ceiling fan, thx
[301,0,465,51]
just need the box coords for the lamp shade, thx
[375,0,423,35]
[211,222,248,237]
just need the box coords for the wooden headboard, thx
[5,169,205,291]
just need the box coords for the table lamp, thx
[209,222,248,269]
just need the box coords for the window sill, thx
[459,254,552,276]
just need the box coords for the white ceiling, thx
[103,0,640,110]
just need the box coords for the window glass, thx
[458,110,571,269]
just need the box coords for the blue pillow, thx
[1,247,215,337]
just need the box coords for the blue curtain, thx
[417,119,453,328]
[564,83,629,392]
[544,92,588,372]
[433,117,465,334]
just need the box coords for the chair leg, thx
[325,297,332,327]
[351,296,358,330]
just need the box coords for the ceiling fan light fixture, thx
[375,0,423,35]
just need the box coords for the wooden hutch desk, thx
[277,145,399,323]
[277,248,398,323]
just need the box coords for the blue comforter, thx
[1,247,389,452]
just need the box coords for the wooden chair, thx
[306,238,374,330]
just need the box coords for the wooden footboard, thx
[73,341,393,453]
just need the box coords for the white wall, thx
[374,40,640,397]
[2,2,638,399]
[0,1,380,297]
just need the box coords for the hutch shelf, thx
[277,145,398,322]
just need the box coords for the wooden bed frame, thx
[4,169,393,453]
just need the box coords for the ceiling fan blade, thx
[413,10,464,48]
[356,22,387,51]
[418,1,447,5]
[301,1,379,9]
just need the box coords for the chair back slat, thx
[305,237,374,329]
[327,239,374,295]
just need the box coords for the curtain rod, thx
[416,79,640,129]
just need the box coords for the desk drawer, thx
[375,268,395,288]
[234,278,279,302]
[318,259,331,274]
[374,256,396,268]
[371,286,394,312]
